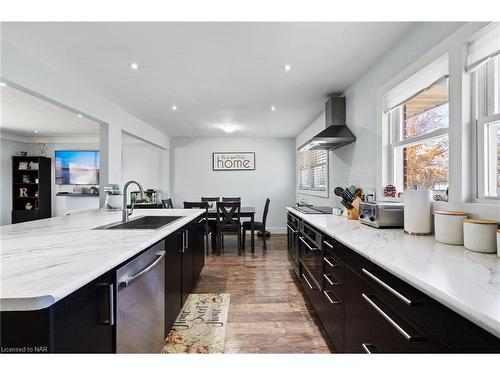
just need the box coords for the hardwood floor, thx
[192,234,331,353]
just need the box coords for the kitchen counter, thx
[0,209,205,312]
[287,207,500,339]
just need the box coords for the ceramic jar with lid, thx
[463,219,498,253]
[434,211,468,245]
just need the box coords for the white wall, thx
[0,137,36,225]
[170,137,295,232]
[296,22,465,209]
[121,140,166,203]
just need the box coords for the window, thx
[469,23,500,199]
[387,78,450,192]
[298,148,328,194]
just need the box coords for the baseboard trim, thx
[267,227,287,234]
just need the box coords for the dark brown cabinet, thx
[190,221,205,285]
[287,213,300,277]
[52,271,115,353]
[164,218,205,333]
[318,236,345,352]
[289,213,500,354]
[165,232,183,333]
[1,271,115,353]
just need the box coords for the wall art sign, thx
[212,152,255,171]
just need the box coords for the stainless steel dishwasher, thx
[116,241,165,353]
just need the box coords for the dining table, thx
[206,206,256,253]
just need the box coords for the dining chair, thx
[201,197,220,211]
[242,198,270,250]
[216,201,242,254]
[162,198,173,208]
[222,197,241,202]
[183,201,211,255]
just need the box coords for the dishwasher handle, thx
[119,251,166,288]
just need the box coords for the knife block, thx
[347,197,361,220]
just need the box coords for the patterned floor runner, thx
[161,293,230,354]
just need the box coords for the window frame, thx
[472,55,500,201]
[386,80,450,193]
[297,148,329,198]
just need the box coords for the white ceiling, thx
[0,85,99,136]
[1,22,417,137]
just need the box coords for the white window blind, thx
[298,149,327,191]
[467,22,500,72]
[384,54,449,113]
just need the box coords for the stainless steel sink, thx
[94,216,184,230]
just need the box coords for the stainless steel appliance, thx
[359,201,404,228]
[116,241,165,353]
[299,221,323,288]
[298,97,356,151]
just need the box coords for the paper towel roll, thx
[404,190,432,235]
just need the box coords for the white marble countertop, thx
[287,207,500,339]
[0,209,205,311]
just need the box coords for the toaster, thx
[359,201,404,228]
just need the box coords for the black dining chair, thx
[201,197,220,210]
[216,201,242,254]
[243,198,270,250]
[222,197,241,202]
[183,201,211,255]
[162,198,173,208]
[201,197,220,249]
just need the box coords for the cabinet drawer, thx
[301,267,322,306]
[322,236,345,262]
[317,289,345,353]
[344,267,447,353]
[345,246,500,352]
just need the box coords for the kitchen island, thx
[286,207,500,353]
[0,209,206,353]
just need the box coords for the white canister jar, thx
[434,211,468,245]
[463,219,498,253]
[404,190,432,235]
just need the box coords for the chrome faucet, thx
[122,180,145,222]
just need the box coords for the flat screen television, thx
[55,150,100,185]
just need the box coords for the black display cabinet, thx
[11,156,51,224]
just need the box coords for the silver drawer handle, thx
[362,343,379,354]
[323,291,340,304]
[324,274,340,286]
[362,268,413,306]
[119,251,166,288]
[300,237,318,251]
[323,240,334,249]
[323,257,340,268]
[303,273,316,290]
[287,224,298,233]
[361,293,417,341]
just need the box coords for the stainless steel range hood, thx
[299,97,356,151]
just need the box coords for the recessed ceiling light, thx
[221,124,236,133]
[171,105,177,111]
[33,130,39,133]
[77,114,83,118]
[129,62,139,70]
[270,106,276,111]
[282,64,292,72]
[0,82,6,87]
